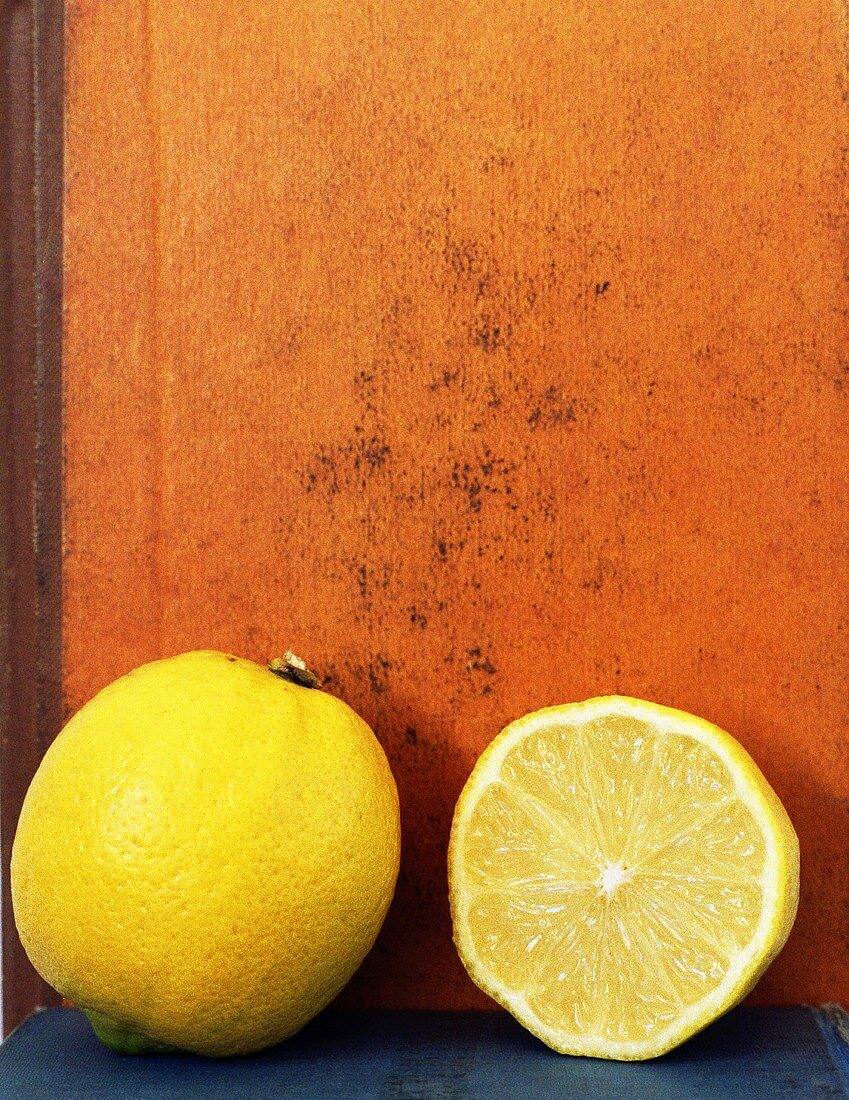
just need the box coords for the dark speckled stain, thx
[449,463,483,513]
[300,446,339,496]
[427,367,462,391]
[358,437,391,471]
[448,450,517,513]
[466,647,497,695]
[581,555,610,592]
[367,654,392,695]
[466,647,496,676]
[525,383,580,431]
[442,239,469,279]
[298,366,394,498]
[481,153,515,173]
[314,652,396,705]
[408,606,428,629]
[440,225,562,363]
[295,362,411,629]
[484,383,501,408]
[474,315,512,352]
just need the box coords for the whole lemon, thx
[11,650,401,1056]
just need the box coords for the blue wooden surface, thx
[1,1007,848,1098]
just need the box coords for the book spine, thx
[0,0,63,1036]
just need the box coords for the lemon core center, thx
[597,860,634,898]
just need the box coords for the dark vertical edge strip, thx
[0,0,63,1034]
[33,0,63,760]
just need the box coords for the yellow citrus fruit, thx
[12,651,401,1056]
[448,696,799,1060]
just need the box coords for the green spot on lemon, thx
[84,1009,179,1055]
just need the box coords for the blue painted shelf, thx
[2,1006,848,1098]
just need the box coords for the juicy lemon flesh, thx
[450,699,799,1060]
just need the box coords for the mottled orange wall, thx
[64,0,849,1008]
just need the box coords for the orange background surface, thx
[64,0,849,1008]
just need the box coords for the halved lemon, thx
[448,697,799,1060]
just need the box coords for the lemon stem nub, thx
[268,651,321,689]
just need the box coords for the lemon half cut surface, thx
[448,697,799,1060]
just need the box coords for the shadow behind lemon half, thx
[11,651,401,1056]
